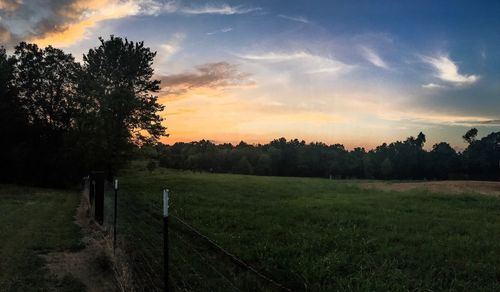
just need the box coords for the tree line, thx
[146,129,500,180]
[0,37,166,186]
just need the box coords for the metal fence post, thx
[113,179,118,254]
[163,189,169,292]
[91,179,96,204]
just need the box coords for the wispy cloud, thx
[139,1,262,15]
[159,62,255,96]
[360,47,389,69]
[238,51,353,75]
[180,4,261,15]
[159,32,184,61]
[207,27,233,35]
[422,83,446,89]
[0,0,21,11]
[29,0,144,47]
[421,54,480,86]
[453,119,500,126]
[478,119,500,125]
[277,14,310,24]
[240,52,311,62]
[1,0,260,47]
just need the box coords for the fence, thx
[82,174,291,292]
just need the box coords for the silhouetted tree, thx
[233,156,253,174]
[462,131,500,178]
[380,158,393,179]
[428,142,459,179]
[9,42,83,184]
[82,36,166,175]
[463,128,478,144]
[152,131,500,181]
[0,47,28,182]
[0,37,167,186]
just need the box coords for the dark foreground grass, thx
[116,166,500,291]
[0,184,84,291]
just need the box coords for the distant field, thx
[116,165,500,291]
[0,185,84,291]
[360,180,500,197]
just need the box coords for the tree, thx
[380,158,393,179]
[255,153,272,175]
[462,131,500,177]
[147,160,157,173]
[13,42,81,131]
[233,156,253,174]
[10,43,84,184]
[362,155,375,178]
[82,36,167,174]
[428,142,459,179]
[415,132,426,149]
[0,46,27,182]
[463,128,478,144]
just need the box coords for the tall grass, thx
[114,166,500,291]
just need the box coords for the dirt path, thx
[359,180,500,196]
[41,196,118,292]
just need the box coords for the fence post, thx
[91,171,105,225]
[163,189,169,292]
[113,179,118,254]
[91,179,96,204]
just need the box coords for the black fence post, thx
[113,179,118,253]
[163,189,169,292]
[89,176,95,205]
[90,171,105,225]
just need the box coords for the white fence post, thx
[163,189,169,292]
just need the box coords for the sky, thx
[1,0,500,149]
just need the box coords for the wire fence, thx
[83,176,291,292]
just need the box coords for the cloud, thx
[360,47,389,69]
[277,14,309,24]
[159,62,255,96]
[421,54,480,86]
[238,51,353,75]
[0,0,149,47]
[454,119,500,125]
[159,32,184,61]
[478,119,500,125]
[0,25,11,42]
[207,27,233,35]
[422,83,446,89]
[180,4,261,15]
[0,0,258,48]
[0,0,22,11]
[135,1,262,15]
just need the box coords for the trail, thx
[42,195,118,292]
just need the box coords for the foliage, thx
[152,129,500,180]
[146,160,157,173]
[0,36,166,186]
[82,36,166,175]
[463,128,478,144]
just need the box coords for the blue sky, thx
[1,0,500,149]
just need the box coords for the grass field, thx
[0,184,84,291]
[115,165,500,291]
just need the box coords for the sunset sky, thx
[1,0,500,149]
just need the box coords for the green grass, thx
[0,184,85,291]
[115,165,500,291]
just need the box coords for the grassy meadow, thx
[0,185,84,291]
[115,164,500,291]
